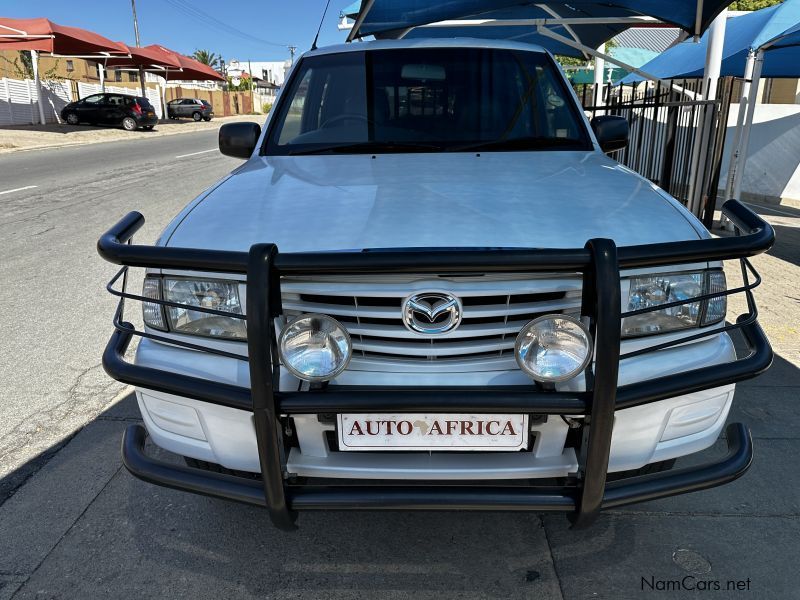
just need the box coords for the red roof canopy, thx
[0,17,127,56]
[147,45,225,81]
[102,43,182,69]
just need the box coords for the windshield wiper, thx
[448,137,585,153]
[287,141,443,156]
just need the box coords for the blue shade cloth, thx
[623,1,800,81]
[398,6,633,58]
[342,1,734,39]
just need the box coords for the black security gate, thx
[575,78,735,228]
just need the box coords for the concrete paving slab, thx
[543,514,798,599]
[0,578,24,600]
[729,385,800,440]
[609,436,800,517]
[0,420,125,574]
[11,468,563,600]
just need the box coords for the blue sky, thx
[3,0,349,62]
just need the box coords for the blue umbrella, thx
[623,2,800,81]
[342,1,734,58]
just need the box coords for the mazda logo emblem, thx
[402,292,462,334]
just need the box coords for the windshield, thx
[266,47,591,155]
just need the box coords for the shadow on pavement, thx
[768,223,800,267]
[0,348,798,599]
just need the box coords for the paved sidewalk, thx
[0,114,259,154]
[0,203,797,599]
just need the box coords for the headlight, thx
[161,278,246,339]
[623,270,726,338]
[279,314,352,382]
[515,315,593,382]
[142,276,167,331]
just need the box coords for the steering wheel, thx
[321,113,369,129]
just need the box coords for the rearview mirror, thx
[590,115,628,153]
[401,64,446,81]
[219,122,261,159]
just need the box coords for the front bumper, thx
[98,199,774,530]
[121,420,753,512]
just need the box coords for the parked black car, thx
[61,93,158,131]
[167,98,214,121]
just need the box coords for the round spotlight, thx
[278,314,352,382]
[515,315,593,383]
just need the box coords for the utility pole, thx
[130,0,147,97]
[288,45,296,65]
[248,58,254,113]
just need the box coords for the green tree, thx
[729,0,782,10]
[192,49,221,70]
[227,73,252,91]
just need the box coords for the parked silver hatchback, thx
[167,98,213,121]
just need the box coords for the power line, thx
[162,0,290,48]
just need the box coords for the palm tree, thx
[192,49,221,70]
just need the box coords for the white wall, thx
[719,104,800,206]
[0,78,71,125]
[230,60,289,86]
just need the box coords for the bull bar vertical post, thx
[571,239,621,527]
[246,243,297,530]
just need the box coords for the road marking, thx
[175,148,217,159]
[0,185,37,196]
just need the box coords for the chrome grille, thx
[280,274,582,365]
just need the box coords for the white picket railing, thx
[0,78,72,126]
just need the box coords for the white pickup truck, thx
[99,39,774,530]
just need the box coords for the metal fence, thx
[575,79,734,227]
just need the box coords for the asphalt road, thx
[0,130,241,485]
[0,133,798,599]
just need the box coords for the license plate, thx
[147,112,154,117]
[337,413,529,451]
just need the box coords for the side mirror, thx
[219,122,262,159]
[590,115,628,153]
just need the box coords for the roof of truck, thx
[304,37,549,58]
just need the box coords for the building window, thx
[66,60,74,72]
[114,70,122,82]
[129,71,138,83]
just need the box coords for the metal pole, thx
[732,49,764,202]
[160,73,168,119]
[593,43,605,110]
[130,0,146,97]
[687,8,727,216]
[99,60,106,92]
[724,49,757,201]
[30,49,46,125]
[703,8,727,102]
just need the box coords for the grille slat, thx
[280,274,581,364]
[345,319,547,340]
[353,336,517,357]
[282,300,400,319]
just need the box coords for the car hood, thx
[165,151,707,253]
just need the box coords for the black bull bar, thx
[98,200,774,530]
